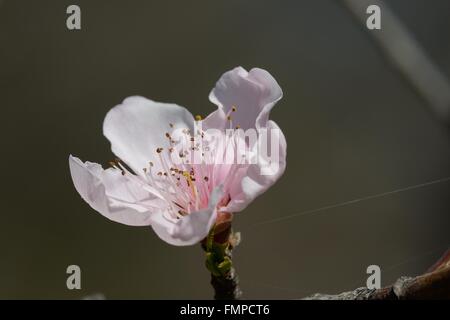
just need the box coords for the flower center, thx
[111,107,246,221]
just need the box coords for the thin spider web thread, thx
[248,176,450,229]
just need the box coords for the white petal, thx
[103,96,195,175]
[69,155,163,226]
[205,67,283,131]
[150,186,223,246]
[224,121,287,212]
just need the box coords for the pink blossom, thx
[69,67,286,246]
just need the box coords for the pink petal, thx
[69,155,162,226]
[204,67,283,131]
[225,120,287,212]
[103,96,195,175]
[150,186,223,246]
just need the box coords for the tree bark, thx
[304,249,450,300]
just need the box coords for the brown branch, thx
[304,249,450,300]
[209,265,242,300]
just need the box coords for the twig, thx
[304,249,450,300]
[210,264,242,300]
[201,225,242,300]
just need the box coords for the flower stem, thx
[210,257,242,300]
[202,225,242,300]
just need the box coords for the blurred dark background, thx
[0,0,449,299]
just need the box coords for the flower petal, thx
[204,67,283,131]
[224,120,287,212]
[150,186,223,246]
[103,96,195,175]
[69,155,164,226]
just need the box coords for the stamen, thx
[227,116,233,129]
[178,210,187,216]
[182,171,200,210]
[125,121,248,218]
